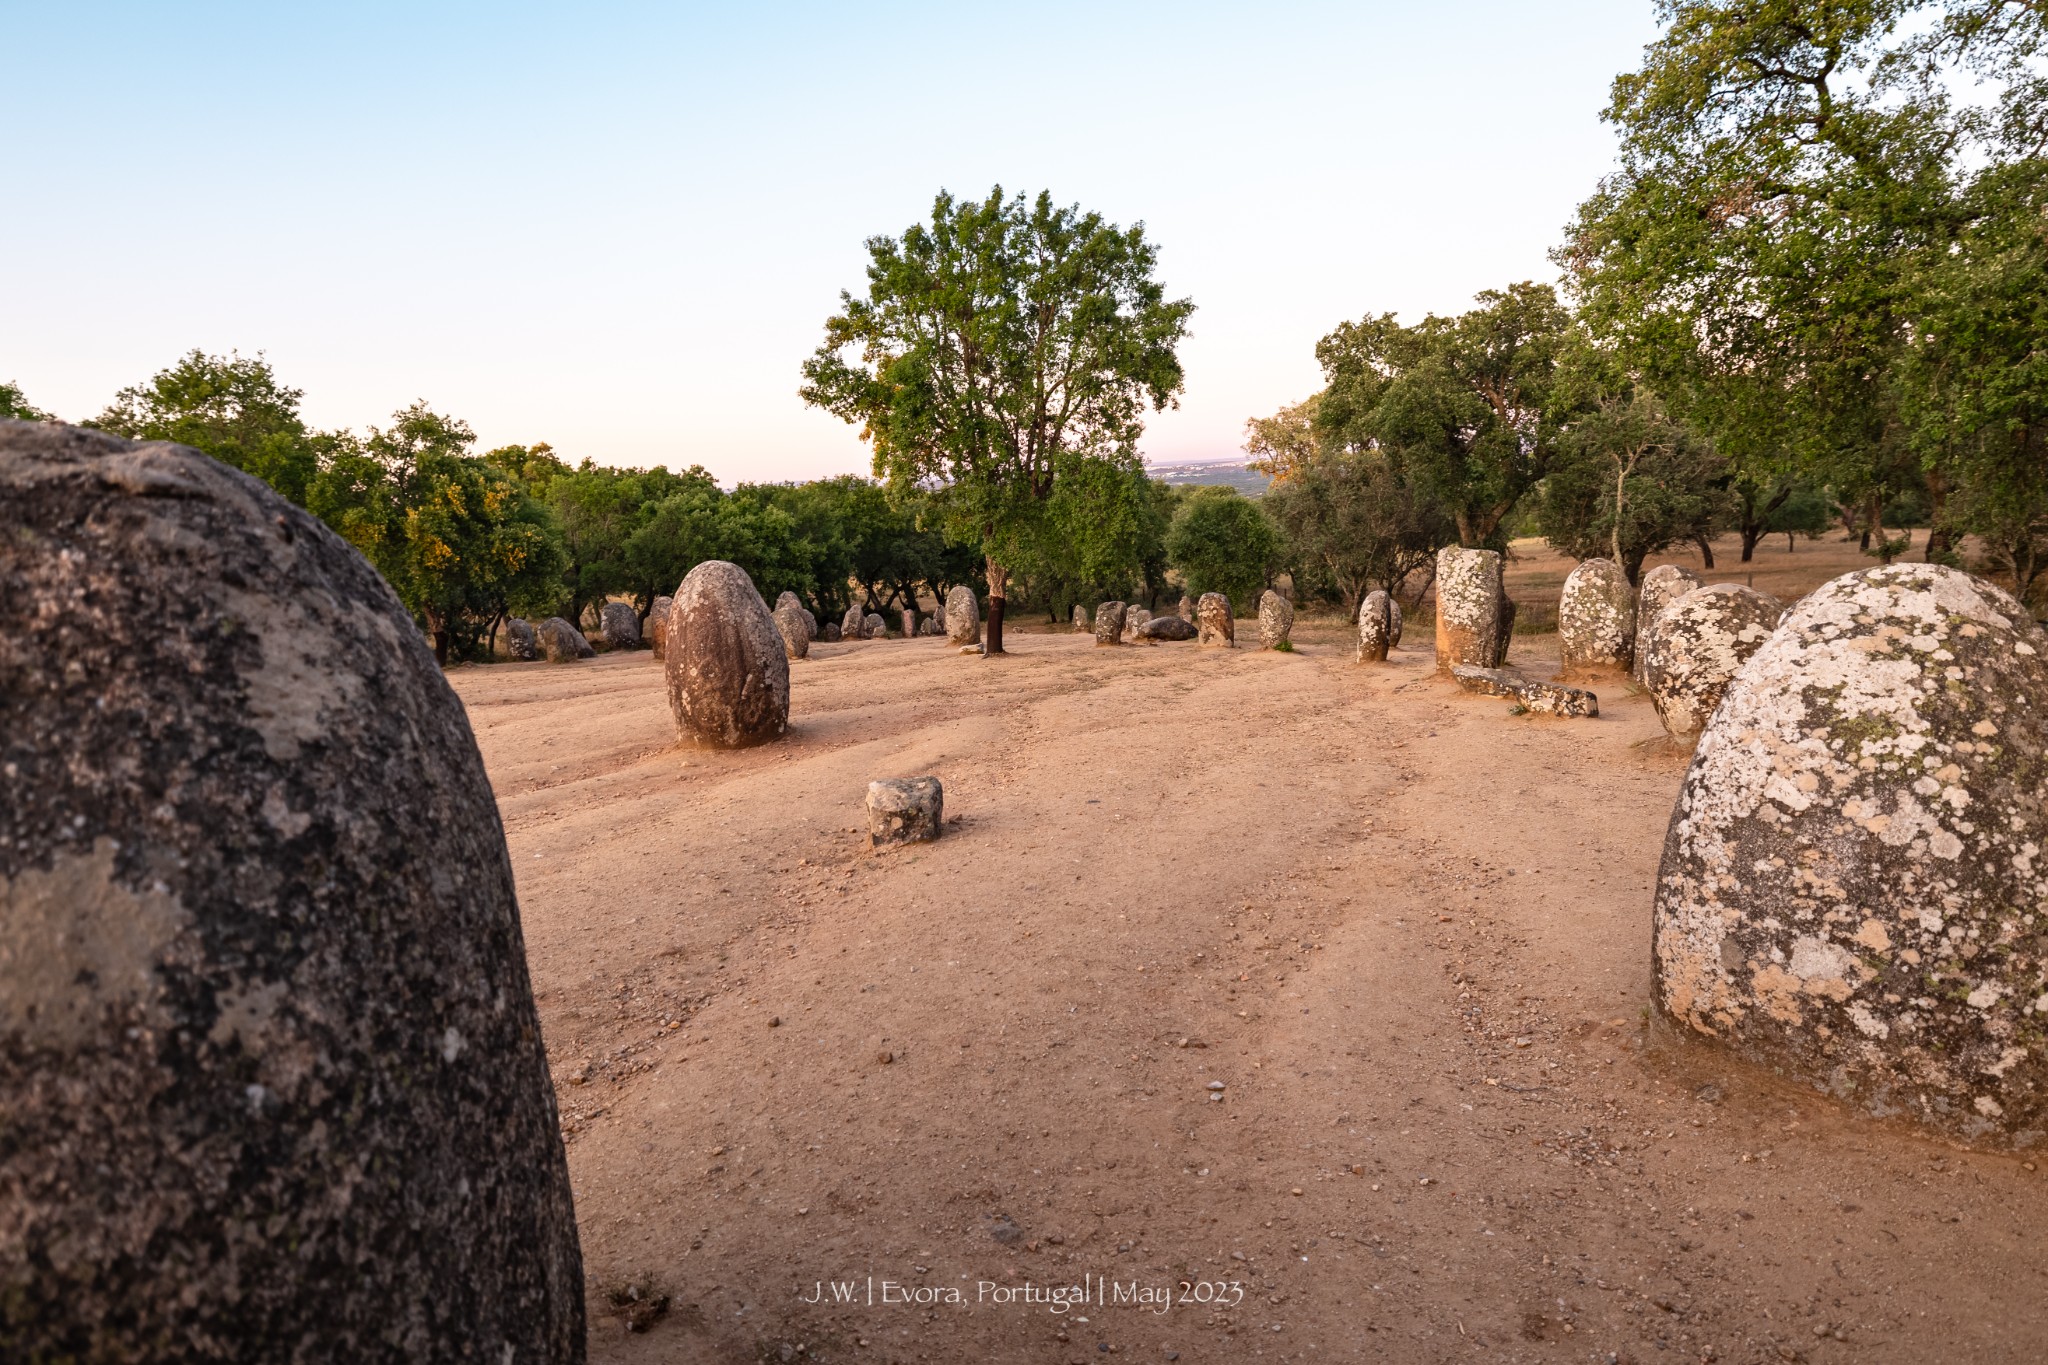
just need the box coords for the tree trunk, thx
[1787,532,1796,553]
[1693,533,1716,569]
[1740,527,1762,562]
[1925,468,1953,561]
[985,557,1008,656]
[1859,490,1879,552]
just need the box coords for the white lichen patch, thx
[1558,558,1636,674]
[1651,564,2048,1148]
[1640,584,1784,745]
[1434,546,1512,671]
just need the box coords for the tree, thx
[1539,392,1728,584]
[801,187,1194,654]
[1164,487,1282,609]
[0,381,50,422]
[1264,453,1452,617]
[1244,395,1323,485]
[95,350,325,505]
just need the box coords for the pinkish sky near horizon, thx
[4,1,1660,485]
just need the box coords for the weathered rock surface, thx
[1197,592,1234,647]
[1388,597,1403,647]
[646,595,675,658]
[1653,564,2048,1146]
[1258,590,1295,649]
[776,591,803,614]
[1122,606,1152,643]
[1071,603,1090,632]
[900,608,916,638]
[538,615,594,662]
[842,605,867,640]
[0,421,584,1360]
[865,777,944,847]
[1450,665,1599,717]
[1633,564,1702,683]
[1434,546,1512,671]
[1357,591,1395,662]
[945,586,980,647]
[1136,614,1197,642]
[1639,583,1782,744]
[507,616,538,661]
[1558,558,1635,676]
[665,559,790,748]
[771,603,812,661]
[821,622,842,642]
[799,607,817,640]
[1177,595,1195,622]
[1094,601,1128,646]
[916,616,940,636]
[864,612,887,640]
[600,600,641,650]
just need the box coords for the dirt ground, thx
[451,530,2048,1365]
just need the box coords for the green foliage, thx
[1165,487,1282,609]
[0,380,50,422]
[1538,392,1728,584]
[94,350,326,506]
[1263,452,1454,616]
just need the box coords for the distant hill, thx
[1147,458,1270,496]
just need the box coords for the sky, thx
[4,2,1663,485]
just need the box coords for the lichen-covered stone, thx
[599,600,641,650]
[945,586,980,647]
[1633,564,1702,683]
[538,615,594,662]
[776,591,803,613]
[507,616,538,661]
[646,595,675,658]
[1136,614,1197,642]
[1434,546,1512,672]
[1071,603,1090,632]
[1388,596,1404,648]
[1094,601,1128,646]
[866,777,943,846]
[1196,593,1234,647]
[1357,591,1394,662]
[864,612,887,640]
[0,421,584,1361]
[1177,596,1195,623]
[1640,584,1783,744]
[1558,558,1635,676]
[842,605,867,640]
[1122,606,1152,643]
[1652,564,2048,1146]
[772,603,812,661]
[665,559,790,748]
[1258,590,1294,649]
[821,621,842,643]
[1450,665,1599,717]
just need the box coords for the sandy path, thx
[452,619,2048,1364]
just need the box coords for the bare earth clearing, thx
[451,529,2047,1365]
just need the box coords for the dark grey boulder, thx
[538,616,594,662]
[0,421,584,1361]
[599,600,641,650]
[1136,614,1197,642]
[841,604,866,639]
[647,595,675,658]
[864,611,887,640]
[507,616,539,661]
[1094,601,1127,646]
[666,559,790,747]
[1072,603,1091,632]
[771,603,811,661]
[866,777,943,846]
[821,622,842,643]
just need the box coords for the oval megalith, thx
[507,616,539,661]
[1640,583,1782,744]
[1633,564,1702,682]
[945,586,980,647]
[772,602,812,661]
[841,604,866,640]
[1196,592,1234,647]
[1122,605,1152,643]
[1072,603,1090,633]
[665,559,790,748]
[0,422,584,1359]
[1357,590,1394,663]
[1136,614,1197,642]
[1653,563,2048,1145]
[1258,590,1294,650]
[1434,546,1512,672]
[599,600,641,650]
[1094,601,1127,646]
[1557,558,1635,676]
[646,595,675,658]
[538,615,594,662]
[1389,595,1404,647]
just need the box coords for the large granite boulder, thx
[507,616,538,661]
[1122,605,1152,643]
[841,604,867,640]
[864,611,888,640]
[916,616,940,636]
[1640,583,1783,744]
[1557,558,1635,676]
[666,559,790,748]
[646,595,675,658]
[775,590,803,614]
[1633,564,1702,683]
[1071,603,1090,632]
[1434,546,1513,672]
[1388,596,1403,647]
[1357,590,1395,663]
[1258,590,1294,649]
[537,615,594,662]
[1136,614,1197,642]
[1451,665,1599,717]
[0,423,584,1360]
[865,777,943,847]
[1094,601,1127,646]
[599,600,641,650]
[945,586,980,647]
[1653,564,2048,1146]
[771,603,812,661]
[821,621,842,643]
[1196,592,1234,647]
[798,606,818,640]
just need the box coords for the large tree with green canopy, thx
[800,187,1194,654]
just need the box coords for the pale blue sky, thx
[4,2,1659,483]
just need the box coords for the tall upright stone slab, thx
[0,423,584,1361]
[1196,592,1234,647]
[1122,605,1152,643]
[772,602,812,661]
[599,600,641,650]
[1357,590,1394,663]
[667,559,791,747]
[1257,590,1294,649]
[1557,558,1635,677]
[1633,564,1702,683]
[945,586,980,647]
[842,604,867,640]
[1433,546,1512,672]
[646,595,675,658]
[1071,603,1090,633]
[1094,601,1128,646]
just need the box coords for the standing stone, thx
[666,559,790,748]
[1136,614,1197,642]
[864,612,888,640]
[771,603,812,661]
[842,605,867,640]
[0,423,584,1360]
[1196,592,1235,647]
[1638,583,1782,745]
[900,608,916,638]
[1557,558,1636,677]
[646,595,675,658]
[945,585,981,647]
[599,600,641,651]
[537,616,595,662]
[934,601,948,633]
[1122,605,1152,643]
[1094,601,1128,646]
[776,591,803,614]
[1433,546,1512,672]
[1357,590,1395,663]
[1072,603,1090,633]
[821,622,842,643]
[865,777,944,847]
[1633,564,1703,683]
[1258,590,1295,649]
[507,616,538,661]
[1177,595,1195,623]
[1653,564,2048,1146]
[799,607,818,640]
[1388,596,1404,648]
[916,617,938,636]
